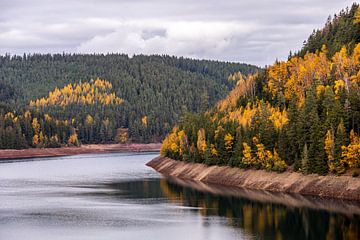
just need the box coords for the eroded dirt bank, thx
[147,156,360,201]
[0,143,161,160]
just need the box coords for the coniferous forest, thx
[161,3,360,175]
[0,54,257,148]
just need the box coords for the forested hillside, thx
[297,3,360,57]
[161,5,360,175]
[0,54,257,148]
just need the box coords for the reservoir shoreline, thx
[0,143,161,160]
[147,156,360,201]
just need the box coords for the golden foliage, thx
[24,111,31,119]
[222,101,288,130]
[141,116,148,127]
[217,73,258,112]
[4,112,15,121]
[264,44,360,106]
[210,144,218,157]
[267,61,288,98]
[161,127,189,157]
[242,142,254,165]
[224,133,234,152]
[355,6,360,23]
[115,128,129,143]
[85,114,94,125]
[324,129,335,171]
[29,79,124,108]
[197,128,207,155]
[32,118,40,134]
[32,134,39,146]
[341,130,360,168]
[268,106,288,130]
[68,133,80,146]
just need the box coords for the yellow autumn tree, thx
[341,130,360,168]
[141,116,148,127]
[32,118,40,134]
[272,149,287,172]
[85,114,94,125]
[324,129,335,171]
[32,134,39,146]
[354,6,360,23]
[210,144,218,157]
[242,142,254,166]
[224,133,234,153]
[68,133,80,146]
[197,128,207,155]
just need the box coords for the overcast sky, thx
[0,0,356,66]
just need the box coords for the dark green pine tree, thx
[305,88,327,175]
[279,94,304,168]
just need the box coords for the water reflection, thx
[1,153,359,240]
[94,178,360,240]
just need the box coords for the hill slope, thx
[161,5,360,176]
[0,54,258,146]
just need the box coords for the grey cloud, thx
[0,0,356,66]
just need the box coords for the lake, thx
[0,152,359,239]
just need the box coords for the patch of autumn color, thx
[267,61,289,98]
[24,110,31,119]
[225,103,256,129]
[242,142,253,165]
[32,134,39,146]
[161,127,189,158]
[32,118,40,134]
[141,116,148,127]
[316,85,326,97]
[268,105,288,130]
[197,128,207,155]
[324,129,335,171]
[29,79,124,108]
[341,130,360,168]
[68,133,80,146]
[334,80,345,98]
[354,6,360,23]
[272,149,287,172]
[4,112,15,121]
[210,144,218,156]
[228,71,244,82]
[263,43,360,108]
[241,137,287,171]
[217,73,258,112]
[282,46,331,105]
[224,133,234,152]
[85,114,94,125]
[222,101,288,130]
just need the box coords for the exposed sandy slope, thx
[147,156,360,201]
[0,143,161,160]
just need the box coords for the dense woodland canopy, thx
[296,3,360,58]
[0,54,257,148]
[161,5,360,176]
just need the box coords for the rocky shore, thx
[147,156,360,201]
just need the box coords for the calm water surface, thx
[0,153,359,240]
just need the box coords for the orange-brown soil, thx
[0,143,161,160]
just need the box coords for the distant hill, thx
[0,54,258,146]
